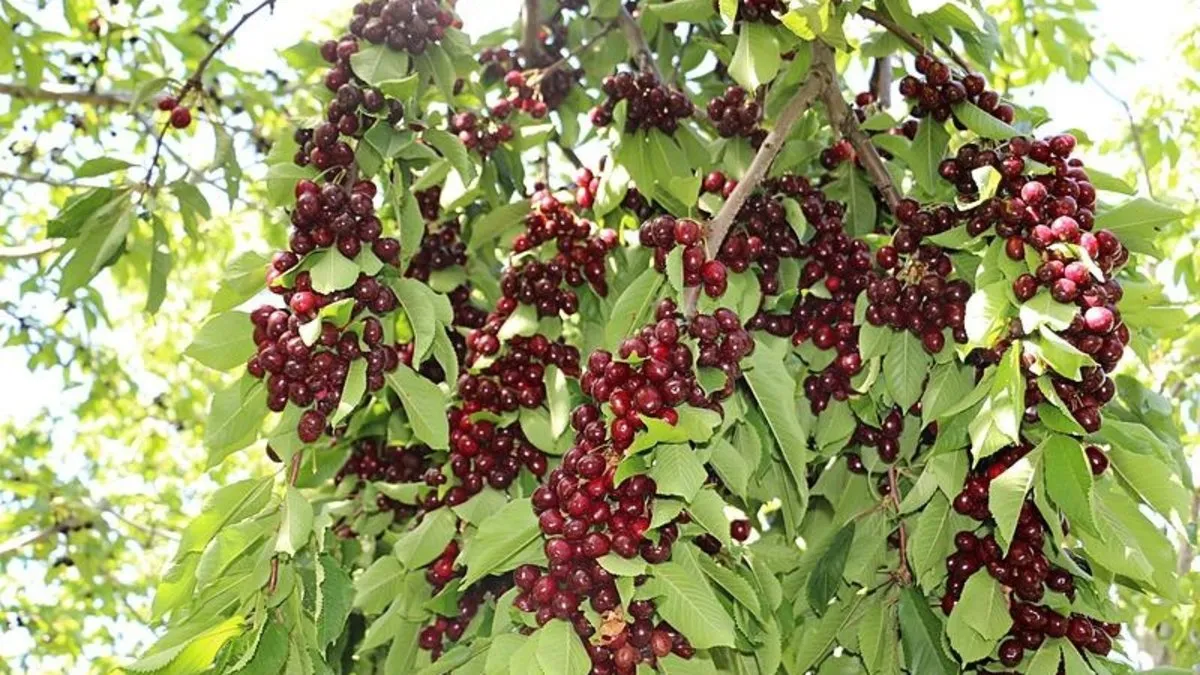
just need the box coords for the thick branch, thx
[857,7,971,73]
[522,0,541,63]
[0,239,63,260]
[814,43,902,214]
[617,5,664,81]
[0,82,130,107]
[682,68,830,314]
[869,56,892,108]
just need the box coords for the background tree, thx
[0,0,1196,674]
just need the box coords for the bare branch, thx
[0,82,130,108]
[814,43,902,214]
[617,5,664,81]
[522,0,542,63]
[0,239,64,260]
[682,67,830,315]
[857,7,971,73]
[870,56,892,108]
[887,465,912,584]
[0,170,104,190]
[1088,72,1156,199]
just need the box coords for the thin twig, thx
[0,170,104,190]
[681,67,830,315]
[0,239,64,260]
[139,0,277,198]
[617,5,664,80]
[1088,72,1156,199]
[857,7,971,72]
[814,43,902,214]
[528,22,617,85]
[0,82,130,107]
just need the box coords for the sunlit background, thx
[1,0,1197,671]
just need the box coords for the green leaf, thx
[354,557,409,615]
[333,359,367,425]
[607,267,664,349]
[965,280,1012,347]
[125,616,245,674]
[317,555,354,647]
[468,199,531,250]
[1106,441,1191,522]
[211,251,270,313]
[626,407,721,454]
[535,620,590,675]
[946,573,1013,662]
[385,365,450,449]
[395,508,459,570]
[1084,167,1135,195]
[858,592,901,675]
[987,452,1036,552]
[909,118,950,192]
[392,277,439,362]
[597,553,647,577]
[638,559,736,649]
[204,376,266,465]
[1043,435,1099,536]
[308,249,361,293]
[883,332,931,410]
[644,0,716,22]
[790,593,868,672]
[460,498,541,586]
[275,486,314,556]
[696,554,762,621]
[648,445,706,501]
[729,23,781,91]
[185,311,255,371]
[898,587,956,675]
[744,342,809,509]
[951,102,1020,139]
[1019,290,1078,332]
[350,45,411,84]
[921,363,976,426]
[969,347,1023,461]
[76,156,134,178]
[265,162,317,207]
[1095,197,1183,256]
[146,216,172,313]
[424,128,477,182]
[1022,644,1062,675]
[688,487,731,546]
[806,522,854,614]
[908,492,974,590]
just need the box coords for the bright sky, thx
[1,0,1195,669]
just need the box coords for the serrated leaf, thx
[946,574,1012,662]
[744,342,809,511]
[988,452,1036,552]
[910,118,950,192]
[638,559,736,649]
[353,556,405,613]
[276,486,314,556]
[648,445,706,501]
[186,311,255,371]
[1043,435,1099,536]
[606,267,664,349]
[204,376,266,465]
[806,522,854,614]
[125,616,244,674]
[729,23,780,90]
[883,332,931,409]
[459,498,541,586]
[385,365,449,449]
[309,249,361,292]
[350,45,410,84]
[951,102,1020,139]
[898,587,956,675]
[536,620,589,675]
[424,128,477,183]
[1095,197,1182,256]
[395,508,459,570]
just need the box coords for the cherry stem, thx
[528,21,618,86]
[682,64,830,316]
[617,5,664,81]
[139,0,277,201]
[887,465,913,585]
[814,43,903,214]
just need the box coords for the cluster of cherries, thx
[899,53,1014,126]
[156,95,193,129]
[280,179,400,261]
[571,167,602,209]
[459,334,582,410]
[706,86,766,146]
[727,0,785,22]
[419,574,514,658]
[246,303,407,442]
[942,445,1117,667]
[637,215,729,298]
[335,438,430,517]
[865,253,970,354]
[440,408,549,503]
[590,71,694,133]
[346,0,456,55]
[448,110,514,156]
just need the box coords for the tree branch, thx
[0,239,64,260]
[682,67,830,315]
[1088,72,1156,200]
[857,7,971,72]
[522,0,542,62]
[140,0,277,197]
[0,82,130,108]
[814,43,902,214]
[617,5,664,81]
[528,21,617,85]
[870,56,892,108]
[887,465,912,584]
[0,170,105,190]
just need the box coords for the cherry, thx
[1084,445,1109,475]
[169,106,192,129]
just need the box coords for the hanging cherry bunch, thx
[899,52,1014,125]
[707,86,766,147]
[590,70,694,133]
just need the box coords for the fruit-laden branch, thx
[0,82,130,107]
[856,7,971,72]
[528,21,618,85]
[141,0,277,194]
[682,66,831,314]
[617,5,664,80]
[814,43,902,213]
